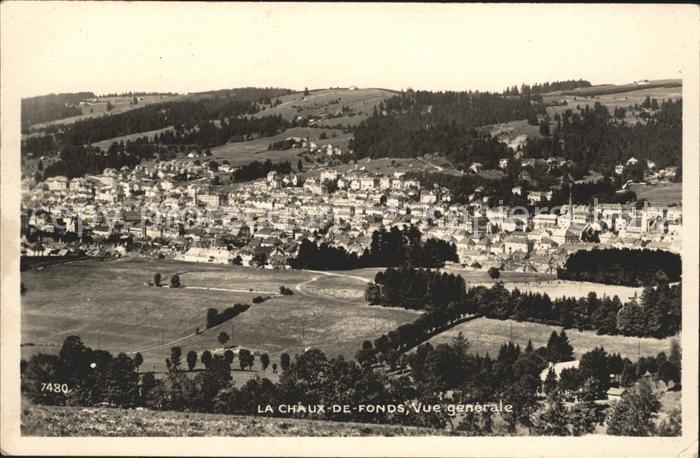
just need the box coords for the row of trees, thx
[503,80,592,96]
[165,345,262,373]
[21,331,681,435]
[364,267,681,339]
[558,248,682,286]
[291,225,459,270]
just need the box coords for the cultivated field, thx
[425,317,676,360]
[21,404,455,437]
[20,258,418,373]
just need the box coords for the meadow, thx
[20,258,418,373]
[207,126,351,165]
[628,182,682,207]
[425,317,676,360]
[442,267,644,302]
[21,255,665,378]
[251,87,398,127]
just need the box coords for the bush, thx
[252,296,267,304]
[279,286,294,296]
[487,267,501,279]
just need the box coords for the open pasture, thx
[21,258,418,372]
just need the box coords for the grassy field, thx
[425,317,676,360]
[547,80,681,97]
[543,85,682,122]
[252,88,397,127]
[21,404,454,437]
[21,255,666,379]
[442,267,643,302]
[207,127,352,165]
[21,258,419,373]
[628,182,682,206]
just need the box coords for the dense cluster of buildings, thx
[21,160,682,272]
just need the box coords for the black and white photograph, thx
[1,2,698,456]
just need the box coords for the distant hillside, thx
[21,92,96,130]
[187,87,294,100]
[553,79,681,97]
[252,87,399,128]
[22,405,457,437]
[25,93,184,132]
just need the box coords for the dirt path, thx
[302,269,371,283]
[295,269,421,315]
[185,286,278,295]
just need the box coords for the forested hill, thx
[21,88,294,159]
[21,93,96,129]
[524,99,682,173]
[350,86,682,176]
[349,90,544,166]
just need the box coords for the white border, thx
[2,3,698,456]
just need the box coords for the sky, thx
[1,2,697,97]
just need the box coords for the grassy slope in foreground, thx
[21,405,454,437]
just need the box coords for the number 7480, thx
[40,382,70,394]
